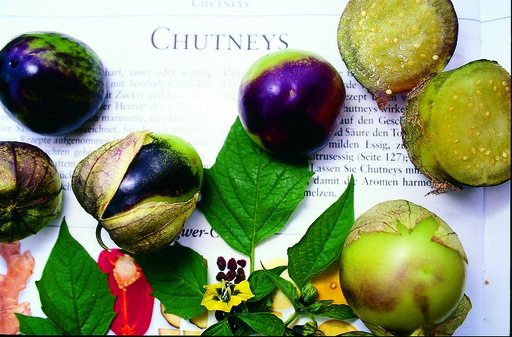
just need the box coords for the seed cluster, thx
[352,0,445,76]
[216,256,247,284]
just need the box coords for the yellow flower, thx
[201,279,254,312]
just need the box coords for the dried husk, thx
[344,199,467,263]
[72,130,150,219]
[0,141,62,243]
[100,193,198,254]
[72,130,199,254]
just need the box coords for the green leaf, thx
[197,117,313,261]
[34,218,116,335]
[262,266,299,305]
[16,315,62,335]
[134,242,207,319]
[247,265,287,301]
[202,320,234,336]
[235,312,285,336]
[287,176,355,288]
[312,302,356,320]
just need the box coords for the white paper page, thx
[0,1,509,335]
[479,1,511,335]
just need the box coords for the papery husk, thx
[99,193,198,254]
[344,199,467,263]
[72,130,151,219]
[0,141,63,243]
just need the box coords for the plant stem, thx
[250,244,255,273]
[283,311,300,327]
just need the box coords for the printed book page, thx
[0,0,510,335]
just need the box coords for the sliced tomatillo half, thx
[402,59,511,193]
[337,0,458,110]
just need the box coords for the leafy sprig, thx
[197,117,314,272]
[145,118,355,336]
[18,117,357,336]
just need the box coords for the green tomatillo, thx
[71,130,203,254]
[339,199,470,336]
[0,141,63,243]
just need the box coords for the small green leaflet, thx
[287,176,355,288]
[197,117,313,263]
[18,218,116,335]
[247,265,287,301]
[202,320,233,336]
[309,301,356,320]
[15,315,62,335]
[262,266,299,305]
[234,312,285,335]
[134,242,208,319]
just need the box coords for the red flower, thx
[98,249,154,335]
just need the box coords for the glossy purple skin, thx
[0,32,106,136]
[238,54,345,158]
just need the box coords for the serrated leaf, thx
[16,315,62,335]
[197,117,313,258]
[35,218,116,335]
[134,242,207,319]
[287,176,355,288]
[235,312,285,336]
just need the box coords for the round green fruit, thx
[337,0,458,110]
[340,200,468,335]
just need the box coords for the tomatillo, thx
[339,199,470,335]
[238,49,345,158]
[0,32,106,136]
[0,141,63,243]
[72,131,203,254]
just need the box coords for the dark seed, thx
[225,270,236,281]
[217,256,227,271]
[216,272,226,281]
[227,258,237,271]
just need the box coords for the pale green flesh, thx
[337,0,457,94]
[429,61,511,186]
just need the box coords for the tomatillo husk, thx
[0,141,63,243]
[72,130,203,254]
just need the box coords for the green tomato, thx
[339,200,468,335]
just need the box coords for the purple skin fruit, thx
[0,32,106,136]
[238,50,346,158]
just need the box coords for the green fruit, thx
[0,141,63,243]
[402,59,511,193]
[337,0,458,110]
[72,131,203,254]
[340,200,469,335]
